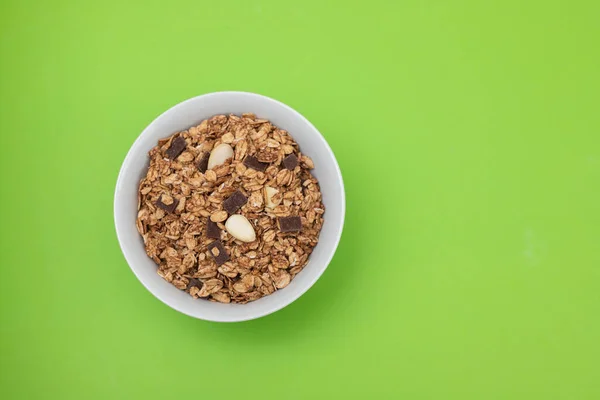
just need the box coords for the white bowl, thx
[114,92,345,322]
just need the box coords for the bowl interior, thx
[114,92,345,322]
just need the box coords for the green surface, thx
[1,0,599,398]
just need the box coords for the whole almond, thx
[225,214,256,242]
[208,143,234,170]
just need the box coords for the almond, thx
[225,214,256,242]
[207,143,233,170]
[264,186,279,209]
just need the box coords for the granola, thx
[136,114,325,304]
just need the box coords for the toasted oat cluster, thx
[136,114,324,304]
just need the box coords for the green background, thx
[1,0,599,398]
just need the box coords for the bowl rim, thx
[114,91,345,322]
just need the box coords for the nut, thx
[208,143,234,170]
[264,186,279,209]
[225,214,256,242]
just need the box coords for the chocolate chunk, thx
[243,155,268,172]
[278,216,302,233]
[197,152,210,173]
[187,278,203,290]
[207,241,229,265]
[155,195,179,213]
[223,190,248,214]
[282,154,298,170]
[206,218,221,239]
[165,136,187,159]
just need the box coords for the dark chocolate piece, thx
[187,278,203,290]
[207,241,229,265]
[155,195,179,213]
[165,136,187,159]
[282,154,298,170]
[278,216,302,233]
[243,155,268,172]
[206,218,221,239]
[197,152,210,173]
[223,190,248,214]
